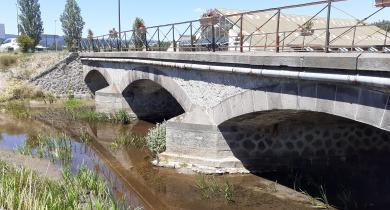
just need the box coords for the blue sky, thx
[0,0,388,36]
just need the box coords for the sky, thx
[0,0,389,36]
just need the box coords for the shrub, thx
[112,110,130,124]
[0,55,17,70]
[0,80,37,102]
[17,34,35,53]
[146,122,166,156]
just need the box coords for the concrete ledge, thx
[158,152,248,174]
[80,51,390,72]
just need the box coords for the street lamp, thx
[54,19,58,51]
[118,0,122,51]
[16,2,19,36]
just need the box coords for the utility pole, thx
[118,0,122,51]
[54,19,58,51]
[16,2,20,35]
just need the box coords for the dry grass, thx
[0,54,17,71]
[0,52,67,79]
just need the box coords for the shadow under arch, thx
[218,110,390,173]
[122,79,185,123]
[84,70,110,95]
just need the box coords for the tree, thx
[375,20,390,32]
[132,17,146,50]
[17,0,44,49]
[17,34,35,53]
[60,0,85,51]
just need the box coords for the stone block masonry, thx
[31,53,91,97]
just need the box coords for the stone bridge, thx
[80,51,390,172]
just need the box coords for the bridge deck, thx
[80,52,390,72]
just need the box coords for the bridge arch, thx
[121,67,193,113]
[211,83,390,132]
[121,67,192,122]
[212,82,390,171]
[84,69,111,95]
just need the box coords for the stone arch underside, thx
[84,69,110,95]
[212,82,390,171]
[122,79,185,122]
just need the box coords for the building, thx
[183,9,389,53]
[0,24,5,40]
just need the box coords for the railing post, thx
[190,22,194,51]
[124,32,127,51]
[172,24,176,52]
[264,33,268,51]
[351,26,357,51]
[157,27,161,51]
[282,32,286,52]
[325,0,332,53]
[275,9,281,53]
[384,24,388,47]
[240,14,244,53]
[212,24,216,52]
[144,28,148,51]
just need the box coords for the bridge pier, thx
[95,85,129,114]
[159,108,246,172]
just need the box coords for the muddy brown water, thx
[3,105,390,210]
[0,107,315,210]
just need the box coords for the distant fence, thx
[80,0,389,53]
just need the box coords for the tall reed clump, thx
[63,98,131,124]
[195,175,235,203]
[0,161,120,210]
[110,132,146,150]
[146,123,166,160]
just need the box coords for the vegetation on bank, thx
[0,161,122,210]
[195,175,235,203]
[64,98,131,124]
[110,122,167,158]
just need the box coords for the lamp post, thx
[54,19,58,51]
[118,0,122,51]
[16,2,20,36]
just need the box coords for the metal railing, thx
[80,0,389,53]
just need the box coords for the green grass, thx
[110,132,146,150]
[0,100,31,119]
[195,175,235,203]
[0,161,122,210]
[63,102,131,125]
[64,98,83,108]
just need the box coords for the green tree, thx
[17,34,35,53]
[132,17,146,50]
[60,0,85,51]
[17,0,44,49]
[375,20,390,32]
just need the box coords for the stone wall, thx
[31,53,90,97]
